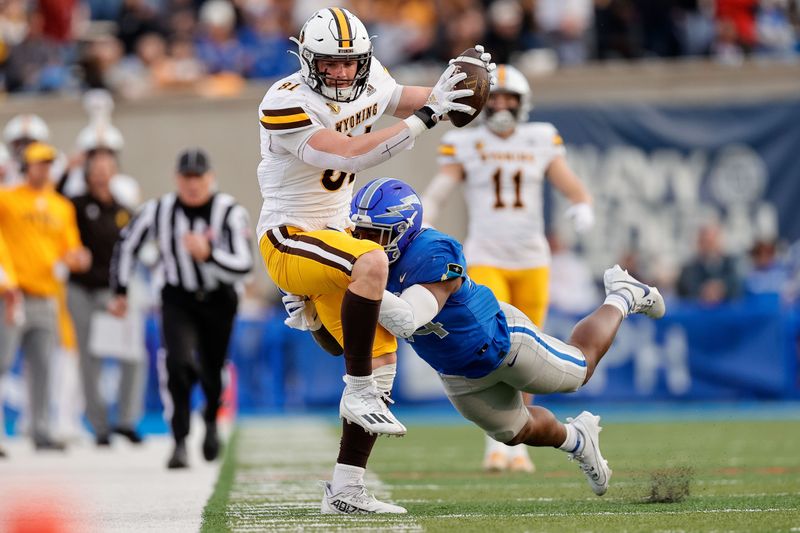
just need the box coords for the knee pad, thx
[373,363,396,397]
[492,428,518,444]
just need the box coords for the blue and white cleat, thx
[567,411,611,496]
[603,264,665,319]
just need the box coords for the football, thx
[447,47,491,128]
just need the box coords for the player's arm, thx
[390,86,432,118]
[546,155,595,233]
[297,66,476,174]
[546,155,591,204]
[422,163,462,226]
[378,278,462,339]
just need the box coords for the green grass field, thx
[202,415,800,532]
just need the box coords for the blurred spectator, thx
[536,0,593,65]
[713,17,748,63]
[0,0,29,51]
[594,0,640,60]
[756,0,798,58]
[38,0,85,44]
[194,0,250,76]
[484,0,530,65]
[238,2,297,78]
[160,37,206,88]
[3,8,68,92]
[743,239,790,295]
[0,142,91,451]
[716,0,759,53]
[439,3,487,62]
[106,31,169,98]
[674,0,716,56]
[165,5,198,42]
[634,0,681,57]
[115,0,165,55]
[677,221,743,304]
[351,0,437,68]
[78,34,125,90]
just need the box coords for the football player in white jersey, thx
[422,64,593,474]
[259,7,493,514]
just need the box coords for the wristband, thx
[414,106,438,129]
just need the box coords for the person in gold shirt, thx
[0,142,90,451]
[0,227,20,458]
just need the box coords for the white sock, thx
[484,434,509,455]
[558,422,582,454]
[331,463,365,493]
[603,293,630,318]
[344,374,374,390]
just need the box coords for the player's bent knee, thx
[352,249,388,285]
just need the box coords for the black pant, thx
[161,285,238,442]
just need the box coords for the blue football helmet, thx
[350,178,423,263]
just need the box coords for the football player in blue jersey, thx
[345,177,665,496]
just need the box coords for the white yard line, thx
[227,418,421,532]
[0,419,219,533]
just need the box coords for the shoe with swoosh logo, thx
[603,265,665,319]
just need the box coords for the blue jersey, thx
[387,229,510,378]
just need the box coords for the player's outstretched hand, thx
[281,292,321,331]
[564,203,595,233]
[427,64,476,119]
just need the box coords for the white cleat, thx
[321,481,407,514]
[603,264,666,319]
[508,451,536,474]
[339,379,407,436]
[482,450,509,472]
[567,411,611,496]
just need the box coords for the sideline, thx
[0,419,220,533]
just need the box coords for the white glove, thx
[281,293,322,331]
[448,44,496,77]
[426,64,475,119]
[564,203,595,233]
[474,44,496,82]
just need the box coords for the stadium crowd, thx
[1,0,799,96]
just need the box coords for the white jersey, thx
[438,122,566,269]
[256,57,399,239]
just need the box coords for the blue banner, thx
[532,99,800,274]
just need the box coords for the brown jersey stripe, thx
[262,107,307,117]
[260,117,313,130]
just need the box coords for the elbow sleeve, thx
[301,128,416,174]
[379,285,440,338]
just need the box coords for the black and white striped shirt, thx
[111,192,253,295]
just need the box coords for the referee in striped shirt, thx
[109,148,253,469]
